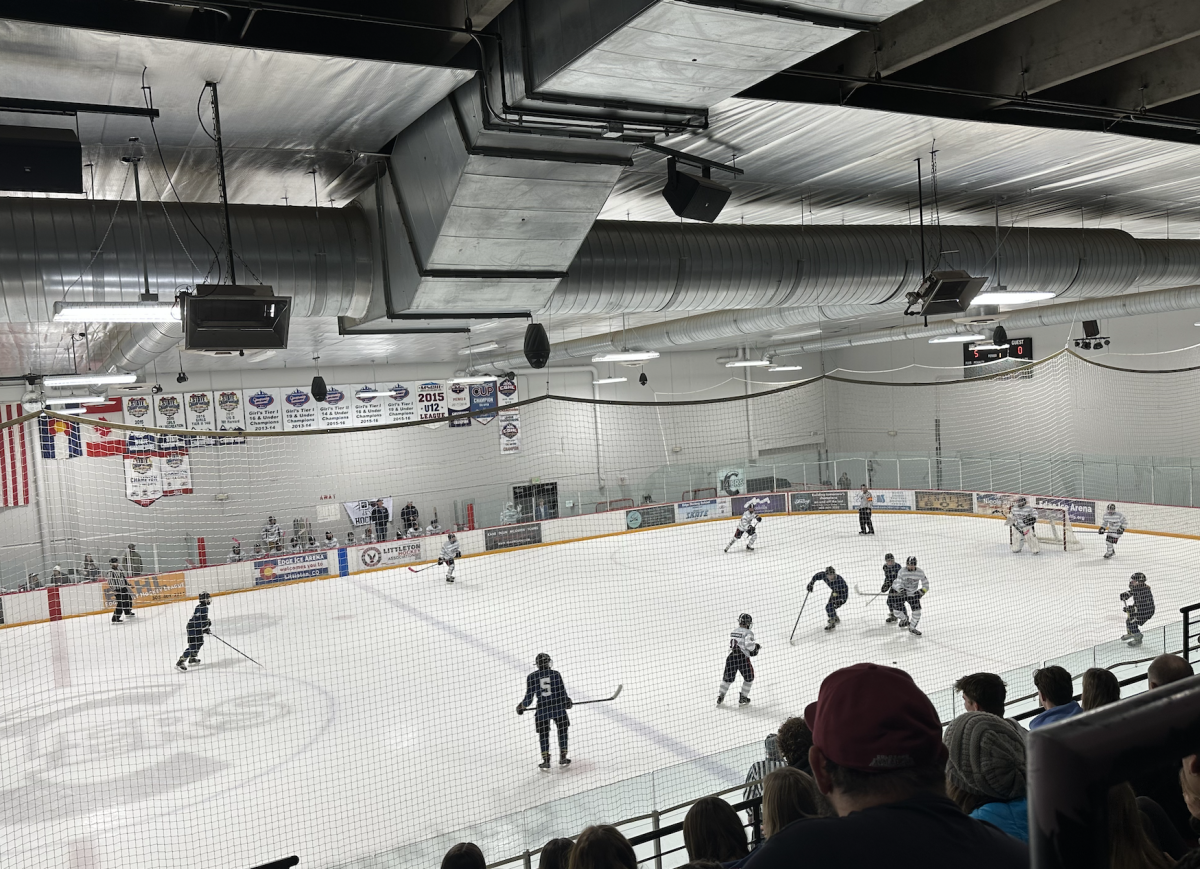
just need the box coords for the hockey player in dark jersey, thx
[176,592,212,671]
[881,554,903,624]
[517,653,574,769]
[807,566,849,631]
[718,613,760,706]
[1120,573,1155,647]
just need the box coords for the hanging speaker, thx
[1082,320,1100,338]
[311,375,328,402]
[524,323,550,369]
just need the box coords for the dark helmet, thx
[906,556,918,566]
[1014,496,1028,508]
[1130,572,1147,585]
[448,533,457,542]
[884,553,895,561]
[738,613,753,628]
[1107,503,1117,512]
[535,652,552,670]
[825,565,836,575]
[746,503,757,513]
[199,591,211,603]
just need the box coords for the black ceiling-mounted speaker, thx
[992,325,1009,346]
[523,322,550,369]
[182,285,292,351]
[311,376,328,402]
[661,157,731,223]
[913,270,987,316]
[1082,320,1101,338]
[0,125,82,194]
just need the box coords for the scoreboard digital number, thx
[963,336,1033,366]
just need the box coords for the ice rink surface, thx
[1,512,1192,868]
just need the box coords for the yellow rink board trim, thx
[3,510,1195,630]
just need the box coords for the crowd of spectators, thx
[438,654,1200,869]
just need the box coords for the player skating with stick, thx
[517,653,573,769]
[175,592,211,671]
[1099,504,1128,559]
[438,532,460,583]
[725,503,761,552]
[807,566,848,631]
[890,557,929,636]
[1120,573,1155,647]
[718,613,759,705]
[880,553,903,624]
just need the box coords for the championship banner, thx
[383,383,417,424]
[342,497,394,527]
[160,452,193,496]
[791,491,849,512]
[417,381,447,421]
[355,539,422,570]
[871,490,915,511]
[469,380,498,424]
[183,391,217,430]
[718,468,746,496]
[153,394,187,430]
[676,498,731,522]
[214,389,247,431]
[282,386,319,431]
[447,381,471,428]
[497,376,518,407]
[499,409,521,454]
[103,572,186,607]
[124,454,163,507]
[1036,496,1096,525]
[915,491,974,513]
[124,395,153,428]
[245,388,284,432]
[732,493,788,514]
[351,385,385,427]
[318,385,353,428]
[254,552,331,586]
[626,504,675,529]
[485,523,542,551]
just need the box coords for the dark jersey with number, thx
[521,668,572,720]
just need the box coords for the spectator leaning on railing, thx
[743,663,1028,869]
[1028,665,1081,730]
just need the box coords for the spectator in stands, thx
[362,526,374,544]
[538,838,573,869]
[440,842,485,869]
[1080,668,1121,711]
[745,734,788,806]
[50,565,66,585]
[954,672,1007,715]
[1107,783,1174,869]
[743,663,1028,869]
[372,499,392,540]
[345,531,355,546]
[324,531,338,548]
[252,542,265,558]
[1148,654,1195,689]
[122,543,144,577]
[228,541,244,563]
[682,796,749,864]
[427,516,442,534]
[82,554,100,582]
[399,500,418,531]
[837,471,852,489]
[27,572,41,589]
[568,825,636,869]
[288,536,302,553]
[262,516,283,552]
[305,535,318,551]
[942,712,1028,842]
[762,767,832,838]
[1028,665,1081,730]
[776,716,814,774]
[536,499,549,520]
[501,502,520,524]
[405,524,422,538]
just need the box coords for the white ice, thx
[0,513,1192,869]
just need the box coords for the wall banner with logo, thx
[245,388,284,432]
[676,498,731,522]
[871,490,915,511]
[732,493,788,514]
[485,523,542,551]
[1035,496,1096,525]
[626,504,676,530]
[342,497,395,527]
[417,381,447,421]
[447,381,472,428]
[469,380,498,424]
[318,385,353,428]
[354,539,423,570]
[282,386,320,431]
[254,552,331,586]
[153,394,187,430]
[499,409,521,455]
[497,376,518,407]
[214,389,247,432]
[717,469,746,496]
[790,491,850,512]
[383,383,417,424]
[160,452,193,496]
[103,572,187,607]
[124,454,163,507]
[915,491,975,513]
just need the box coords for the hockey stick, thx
[788,590,811,645]
[407,563,439,574]
[208,632,265,668]
[572,685,623,705]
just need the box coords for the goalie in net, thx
[1007,497,1083,553]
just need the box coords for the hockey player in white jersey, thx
[438,532,461,583]
[718,613,760,705]
[1098,504,1128,559]
[1007,497,1040,555]
[890,557,929,636]
[725,504,761,552]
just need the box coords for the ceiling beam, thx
[1041,35,1200,110]
[803,0,1061,80]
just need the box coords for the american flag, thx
[0,405,30,507]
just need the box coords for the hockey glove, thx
[749,646,760,656]
[880,580,892,593]
[806,583,815,593]
[1023,516,1037,527]
[1098,527,1105,535]
[566,700,574,710]
[1123,606,1135,616]
[1120,591,1131,601]
[516,704,525,716]
[437,557,444,565]
[203,628,211,634]
[918,589,927,597]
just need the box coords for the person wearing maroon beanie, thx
[743,664,1029,869]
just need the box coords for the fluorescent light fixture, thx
[43,373,137,388]
[592,377,628,385]
[44,395,109,406]
[356,390,394,398]
[448,375,496,384]
[929,333,986,344]
[591,351,660,363]
[971,291,1055,306]
[53,301,180,323]
[458,342,499,355]
[972,342,1011,351]
[770,328,822,340]
[471,321,499,330]
[768,365,804,372]
[725,359,772,368]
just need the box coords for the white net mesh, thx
[0,350,1195,868]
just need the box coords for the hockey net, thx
[1009,505,1084,551]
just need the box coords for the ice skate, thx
[738,695,751,705]
[908,627,922,636]
[175,658,188,671]
[1103,551,1114,559]
[538,753,551,770]
[559,754,571,766]
[885,614,897,624]
[445,575,454,583]
[745,544,754,551]
[716,693,725,705]
[188,656,200,664]
[824,618,837,631]
[897,618,909,628]
[1126,634,1143,647]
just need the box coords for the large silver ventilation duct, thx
[546,222,1200,316]
[0,198,373,372]
[767,284,1200,356]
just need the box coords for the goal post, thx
[1009,505,1082,551]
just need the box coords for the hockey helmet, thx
[448,532,457,542]
[738,613,753,628]
[198,591,211,603]
[1130,572,1147,586]
[1107,503,1117,512]
[906,556,918,567]
[1014,496,1027,508]
[746,502,757,513]
[825,565,837,576]
[535,652,552,669]
[884,553,895,561]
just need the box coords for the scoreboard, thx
[963,336,1033,367]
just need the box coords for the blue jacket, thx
[971,799,1029,842]
[1028,701,1081,730]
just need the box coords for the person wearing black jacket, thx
[176,592,212,671]
[1120,572,1156,647]
[108,558,134,623]
[399,500,419,531]
[370,500,391,541]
